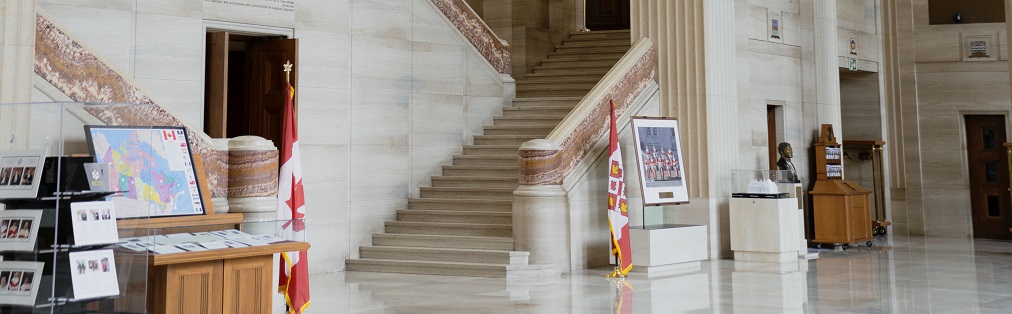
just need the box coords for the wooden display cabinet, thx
[809,124,874,247]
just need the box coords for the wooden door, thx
[767,106,778,170]
[205,32,229,138]
[222,255,273,314]
[965,115,1012,240]
[250,38,298,147]
[586,0,630,31]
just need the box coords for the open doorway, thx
[585,0,630,30]
[204,30,298,147]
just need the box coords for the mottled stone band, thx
[519,148,562,185]
[429,0,510,74]
[228,150,280,197]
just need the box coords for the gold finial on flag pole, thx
[283,60,293,83]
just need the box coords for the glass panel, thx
[983,128,996,150]
[987,195,1001,217]
[985,161,999,183]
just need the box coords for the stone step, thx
[359,246,527,265]
[567,31,631,42]
[523,73,605,83]
[545,53,627,62]
[419,187,515,200]
[559,39,631,48]
[535,60,617,69]
[370,233,515,250]
[409,198,513,211]
[346,258,554,278]
[396,209,513,224]
[531,67,611,76]
[442,165,518,177]
[384,221,512,237]
[473,135,543,146]
[449,154,517,166]
[482,125,555,136]
[487,115,562,126]
[555,45,630,54]
[549,49,626,58]
[516,89,589,98]
[430,176,518,188]
[511,97,582,108]
[502,106,574,116]
[516,81,597,91]
[462,145,520,156]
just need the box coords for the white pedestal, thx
[629,224,708,273]
[730,198,800,263]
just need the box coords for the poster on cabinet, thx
[631,117,689,205]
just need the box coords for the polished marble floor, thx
[304,235,1012,313]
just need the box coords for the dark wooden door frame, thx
[965,114,1012,240]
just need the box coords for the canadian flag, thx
[277,82,310,313]
[607,100,632,276]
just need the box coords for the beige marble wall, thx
[887,0,1012,238]
[34,0,509,274]
[0,0,37,151]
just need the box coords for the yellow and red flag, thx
[277,82,310,314]
[607,100,632,276]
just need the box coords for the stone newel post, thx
[227,136,280,234]
[515,139,570,275]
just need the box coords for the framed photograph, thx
[0,150,47,199]
[0,261,45,306]
[68,249,119,300]
[70,201,119,246]
[0,210,44,252]
[631,117,689,205]
[84,126,206,219]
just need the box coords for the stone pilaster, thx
[814,0,843,139]
[0,0,36,150]
[515,139,568,275]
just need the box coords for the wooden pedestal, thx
[147,241,310,314]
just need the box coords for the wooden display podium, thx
[147,241,310,314]
[809,124,874,246]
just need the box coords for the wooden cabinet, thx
[809,124,873,245]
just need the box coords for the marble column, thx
[630,0,738,258]
[515,139,568,275]
[0,0,35,150]
[813,0,843,139]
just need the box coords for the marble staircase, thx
[345,30,631,278]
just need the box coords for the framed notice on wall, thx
[631,117,689,206]
[84,126,206,219]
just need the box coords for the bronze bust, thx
[777,142,800,183]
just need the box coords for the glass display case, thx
[731,169,798,198]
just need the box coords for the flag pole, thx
[282,60,292,314]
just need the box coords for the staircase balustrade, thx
[427,0,511,74]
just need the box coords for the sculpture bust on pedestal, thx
[777,142,800,183]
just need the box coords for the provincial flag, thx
[277,81,310,314]
[607,99,632,276]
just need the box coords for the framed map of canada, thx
[84,126,206,219]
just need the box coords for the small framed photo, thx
[68,249,119,300]
[0,261,45,306]
[0,150,47,199]
[631,117,689,206]
[0,210,44,252]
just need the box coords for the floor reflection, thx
[306,235,1012,313]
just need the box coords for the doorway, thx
[204,31,298,147]
[964,115,1012,240]
[585,0,630,30]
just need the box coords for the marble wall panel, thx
[350,36,412,92]
[840,71,882,140]
[411,93,465,145]
[920,188,973,237]
[412,42,465,95]
[915,113,961,151]
[307,219,350,273]
[136,0,202,18]
[301,144,350,224]
[464,96,503,141]
[202,0,295,28]
[914,32,960,62]
[917,72,1011,109]
[409,145,456,196]
[133,13,204,81]
[350,0,411,40]
[350,89,409,146]
[297,86,350,146]
[747,53,803,102]
[349,144,410,201]
[1001,31,1008,61]
[745,4,767,42]
[465,53,504,97]
[296,0,351,33]
[413,0,462,45]
[38,0,133,11]
[782,11,801,47]
[297,30,352,90]
[133,78,205,130]
[836,0,876,34]
[37,3,136,75]
[919,149,968,190]
[750,0,798,14]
